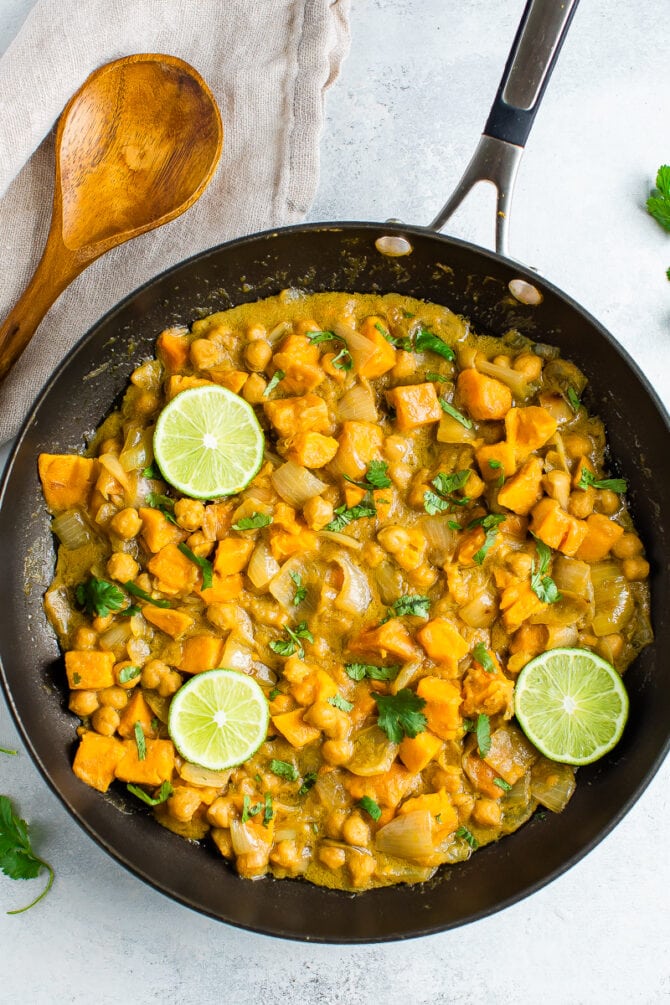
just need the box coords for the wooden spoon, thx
[0,53,223,382]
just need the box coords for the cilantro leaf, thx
[324,500,377,533]
[472,644,495,674]
[263,792,274,826]
[289,571,307,605]
[373,689,427,743]
[142,461,160,479]
[124,581,171,609]
[232,512,273,531]
[0,795,55,914]
[345,663,400,682]
[329,694,354,712]
[456,825,479,849]
[298,772,318,796]
[487,459,502,470]
[426,371,449,383]
[494,777,512,792]
[269,621,314,659]
[647,165,670,232]
[126,781,173,806]
[268,686,281,701]
[241,795,263,823]
[386,594,431,620]
[331,346,353,371]
[134,722,147,761]
[263,370,285,397]
[475,713,491,758]
[269,759,298,781]
[358,796,382,821]
[177,543,214,590]
[146,492,178,525]
[423,489,450,515]
[118,665,141,684]
[577,469,627,494]
[566,386,581,413]
[439,398,473,429]
[307,330,338,344]
[0,747,18,756]
[530,536,561,604]
[414,328,456,362]
[75,577,126,618]
[468,513,506,565]
[365,460,392,489]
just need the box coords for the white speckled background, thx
[1,2,669,1001]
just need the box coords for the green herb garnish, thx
[268,687,281,701]
[456,825,479,849]
[75,577,126,618]
[142,461,160,479]
[269,759,298,781]
[177,543,213,590]
[289,571,307,605]
[263,369,285,396]
[269,621,314,659]
[0,747,17,757]
[494,778,512,792]
[332,347,353,371]
[241,795,263,823]
[343,460,392,492]
[373,689,427,743]
[345,663,400,682]
[126,781,173,806]
[298,772,318,796]
[414,328,456,362]
[263,793,274,826]
[118,665,142,684]
[426,371,449,383]
[232,512,273,531]
[566,386,581,413]
[475,713,491,758]
[530,536,561,604]
[577,469,627,494]
[472,644,495,674]
[124,581,172,609]
[358,796,382,821]
[646,165,670,231]
[469,513,506,565]
[0,795,55,914]
[307,330,338,344]
[328,694,354,712]
[439,398,473,429]
[324,500,377,533]
[385,594,431,620]
[146,492,178,525]
[134,722,146,761]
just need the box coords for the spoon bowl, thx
[0,53,223,381]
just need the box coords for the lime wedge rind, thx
[168,668,270,770]
[514,647,629,766]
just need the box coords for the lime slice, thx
[514,647,629,766]
[153,385,264,498]
[168,669,269,770]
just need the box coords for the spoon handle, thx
[0,232,87,383]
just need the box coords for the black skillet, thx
[1,0,669,942]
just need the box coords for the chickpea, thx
[387,460,413,489]
[236,850,270,878]
[464,470,485,500]
[133,391,161,417]
[391,350,416,381]
[141,658,171,690]
[270,840,302,871]
[543,470,571,510]
[321,738,354,766]
[318,844,346,870]
[73,626,98,650]
[406,563,438,591]
[304,700,350,739]
[568,487,595,518]
[206,602,239,632]
[92,614,113,633]
[246,323,267,341]
[110,507,142,540]
[211,827,234,859]
[91,706,120,736]
[596,633,624,663]
[98,686,128,710]
[622,556,650,581]
[303,495,334,531]
[242,372,267,403]
[68,690,100,717]
[563,433,592,459]
[325,809,347,839]
[347,849,376,888]
[106,551,140,583]
[507,552,533,579]
[114,660,142,690]
[186,530,214,558]
[378,525,410,553]
[190,338,224,370]
[158,669,183,697]
[595,489,620,515]
[472,798,502,828]
[360,541,385,568]
[513,352,543,380]
[383,435,410,463]
[167,787,202,823]
[612,533,643,560]
[174,498,205,532]
[492,354,512,367]
[342,813,371,847]
[244,339,273,372]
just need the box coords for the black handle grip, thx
[484,0,580,148]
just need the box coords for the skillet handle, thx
[430,0,580,258]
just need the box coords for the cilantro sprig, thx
[577,469,627,494]
[232,512,273,531]
[178,543,214,590]
[269,621,314,659]
[263,369,285,397]
[373,689,427,743]
[423,469,471,515]
[647,165,670,232]
[324,499,377,533]
[343,459,392,492]
[468,513,506,564]
[345,663,400,682]
[472,644,495,674]
[289,571,307,605]
[124,581,172,609]
[127,781,173,806]
[414,328,456,362]
[0,795,55,914]
[530,536,561,604]
[75,577,126,618]
[383,594,431,622]
[329,694,354,712]
[269,759,298,781]
[358,796,382,821]
[456,825,479,850]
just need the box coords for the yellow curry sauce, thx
[38,292,652,891]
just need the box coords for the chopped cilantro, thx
[566,386,581,413]
[263,369,285,396]
[475,713,491,758]
[530,536,561,604]
[385,594,431,620]
[269,759,298,781]
[331,346,353,371]
[414,328,456,362]
[75,577,126,618]
[307,330,338,344]
[127,780,173,806]
[177,543,213,590]
[298,772,318,796]
[456,825,479,849]
[146,492,178,525]
[373,689,427,743]
[358,796,382,821]
[577,469,627,494]
[426,371,449,383]
[439,398,473,429]
[345,663,400,682]
[472,644,495,674]
[118,665,142,684]
[133,722,146,761]
[289,571,307,605]
[263,793,274,826]
[328,694,354,712]
[269,621,314,659]
[232,512,273,531]
[124,581,172,609]
[324,500,377,533]
[268,687,281,701]
[494,777,512,792]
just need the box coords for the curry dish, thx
[38,291,652,891]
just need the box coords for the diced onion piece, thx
[544,624,579,649]
[436,414,476,444]
[51,509,93,550]
[268,321,292,345]
[318,531,363,551]
[98,452,133,493]
[247,542,280,590]
[347,726,398,777]
[337,385,378,422]
[271,461,327,507]
[590,561,633,636]
[552,557,593,602]
[459,585,498,628]
[44,586,73,636]
[530,758,576,813]
[314,770,347,811]
[230,819,270,855]
[421,516,459,564]
[390,659,422,695]
[126,637,151,664]
[333,322,378,373]
[373,561,404,605]
[179,762,232,788]
[144,691,171,723]
[269,556,304,608]
[375,810,434,860]
[99,620,133,652]
[119,423,151,472]
[274,827,300,842]
[221,634,253,671]
[331,553,372,614]
[130,358,162,391]
[503,771,532,811]
[483,725,538,785]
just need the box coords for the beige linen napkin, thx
[0,0,350,443]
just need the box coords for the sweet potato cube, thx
[505,406,558,460]
[349,619,419,662]
[416,618,469,668]
[456,369,511,420]
[572,455,596,490]
[333,421,384,480]
[66,650,115,690]
[416,676,462,740]
[574,514,625,562]
[198,573,243,604]
[343,762,418,809]
[73,731,124,792]
[138,507,185,553]
[398,731,443,773]
[497,456,544,515]
[272,334,324,393]
[386,382,442,432]
[213,538,254,576]
[263,393,329,438]
[209,369,248,394]
[115,738,175,785]
[38,454,98,512]
[356,316,398,379]
[268,527,319,561]
[143,605,194,638]
[156,327,190,373]
[461,664,515,719]
[179,634,225,674]
[118,690,155,739]
[398,789,458,837]
[166,375,213,401]
[148,543,200,594]
[499,579,546,634]
[286,432,339,469]
[530,498,588,556]
[271,709,321,748]
[476,441,517,481]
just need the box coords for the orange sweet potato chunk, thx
[263,393,330,438]
[139,507,185,553]
[476,441,517,481]
[198,572,244,604]
[574,513,625,562]
[416,618,469,667]
[179,634,225,674]
[272,334,325,393]
[213,538,254,576]
[349,619,418,662]
[73,731,124,793]
[143,605,194,639]
[356,316,398,379]
[386,383,442,432]
[115,738,175,786]
[456,369,512,420]
[38,454,98,512]
[147,543,200,594]
[66,650,115,690]
[271,709,321,748]
[286,432,339,468]
[416,676,462,740]
[505,406,558,460]
[333,420,384,480]
[118,690,155,739]
[156,328,190,373]
[530,498,587,556]
[343,762,418,809]
[398,731,443,773]
[497,456,544,515]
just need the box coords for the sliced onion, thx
[376,810,434,860]
[347,726,398,777]
[247,542,281,590]
[271,461,327,507]
[269,555,319,612]
[221,634,253,671]
[318,530,363,550]
[421,515,459,564]
[483,725,538,785]
[590,562,633,636]
[337,384,378,422]
[99,620,133,652]
[459,585,498,628]
[390,659,422,695]
[373,562,404,605]
[126,637,151,664]
[268,321,292,345]
[314,770,347,811]
[331,553,372,614]
[98,452,133,493]
[179,763,232,788]
[333,322,378,373]
[530,759,576,813]
[51,509,93,550]
[44,586,73,636]
[230,819,270,855]
[144,690,171,723]
[119,424,152,472]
